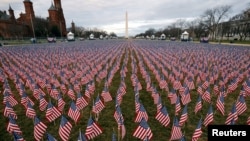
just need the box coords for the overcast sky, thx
[1,0,249,36]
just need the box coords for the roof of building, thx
[48,2,56,11]
[9,5,13,11]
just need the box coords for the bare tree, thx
[175,19,186,39]
[201,5,231,40]
[74,26,85,37]
[193,18,208,39]
[144,28,156,36]
[186,20,197,39]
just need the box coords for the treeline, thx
[135,4,250,41]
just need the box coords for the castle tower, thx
[53,0,66,36]
[8,5,16,22]
[125,11,128,39]
[23,0,35,21]
[48,2,58,24]
[54,0,62,9]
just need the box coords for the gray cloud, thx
[1,0,249,36]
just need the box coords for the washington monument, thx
[125,11,128,39]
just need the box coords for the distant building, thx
[216,8,250,41]
[0,0,66,39]
[48,0,67,36]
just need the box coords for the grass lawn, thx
[0,40,249,141]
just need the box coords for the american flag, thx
[191,118,202,141]
[151,87,160,104]
[13,131,25,141]
[197,83,203,95]
[45,101,61,122]
[146,82,153,92]
[85,117,103,140]
[203,104,214,127]
[135,103,148,122]
[219,85,227,97]
[92,94,105,114]
[76,92,88,110]
[235,94,247,115]
[116,89,123,106]
[181,87,191,105]
[179,83,187,96]
[101,85,112,102]
[7,116,22,134]
[88,80,95,94]
[201,77,209,90]
[173,77,182,90]
[73,81,81,93]
[84,85,91,100]
[77,130,87,141]
[240,86,247,97]
[135,92,140,113]
[155,105,170,127]
[50,85,59,100]
[213,81,219,95]
[175,95,181,115]
[46,133,57,141]
[39,94,48,111]
[187,77,195,90]
[159,76,168,90]
[169,116,183,141]
[57,93,66,112]
[81,75,88,85]
[25,101,36,119]
[225,103,238,125]
[34,116,47,141]
[227,77,238,93]
[243,78,250,94]
[118,81,127,96]
[194,95,202,114]
[60,82,67,94]
[179,104,188,126]
[59,116,72,141]
[156,95,162,113]
[21,92,34,108]
[202,87,211,103]
[216,94,225,115]
[118,115,126,140]
[38,78,46,89]
[68,101,81,123]
[114,105,124,124]
[67,85,76,100]
[247,116,250,125]
[133,118,153,140]
[168,88,177,105]
[4,101,17,119]
[32,84,41,100]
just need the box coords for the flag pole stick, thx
[118,124,120,141]
[79,128,82,140]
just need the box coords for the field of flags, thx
[0,40,250,141]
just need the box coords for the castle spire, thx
[8,4,15,22]
[48,1,56,10]
[8,4,13,11]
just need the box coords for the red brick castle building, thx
[0,0,67,38]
